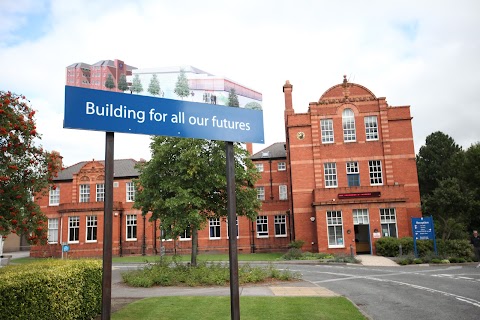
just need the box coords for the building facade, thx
[283,77,422,255]
[30,156,291,257]
[129,66,263,109]
[65,59,136,92]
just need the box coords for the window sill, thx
[68,241,79,244]
[86,240,97,243]
[209,237,221,240]
[257,235,269,239]
[274,235,287,238]
[328,245,345,249]
[125,239,137,242]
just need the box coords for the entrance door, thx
[353,209,371,254]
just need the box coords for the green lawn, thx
[112,296,367,320]
[112,252,284,263]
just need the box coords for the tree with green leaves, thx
[0,91,62,256]
[460,143,480,231]
[227,88,240,107]
[148,74,161,96]
[117,74,129,92]
[174,68,190,99]
[133,137,260,266]
[421,178,474,240]
[244,102,262,110]
[131,74,143,94]
[416,131,463,197]
[104,74,116,90]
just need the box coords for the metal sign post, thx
[226,141,240,320]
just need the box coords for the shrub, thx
[282,248,303,260]
[287,240,305,249]
[375,237,401,257]
[0,259,102,320]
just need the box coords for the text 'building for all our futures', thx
[30,63,421,257]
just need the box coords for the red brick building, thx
[283,77,422,255]
[65,59,135,92]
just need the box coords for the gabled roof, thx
[92,60,115,67]
[55,159,139,181]
[66,62,92,69]
[250,142,286,160]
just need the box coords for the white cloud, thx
[0,0,479,165]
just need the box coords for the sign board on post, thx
[64,86,264,142]
[412,216,437,257]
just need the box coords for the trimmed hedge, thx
[0,259,102,320]
[375,237,474,260]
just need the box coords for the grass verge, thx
[111,296,367,320]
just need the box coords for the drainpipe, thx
[119,211,123,257]
[250,220,256,253]
[142,215,146,256]
[153,219,157,255]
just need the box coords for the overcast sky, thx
[1,0,479,167]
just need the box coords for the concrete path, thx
[356,254,399,266]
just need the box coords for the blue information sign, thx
[412,216,437,257]
[64,86,264,143]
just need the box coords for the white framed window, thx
[255,163,264,172]
[256,215,268,238]
[353,209,369,225]
[369,160,383,185]
[324,162,338,188]
[49,187,60,206]
[320,119,334,143]
[126,214,137,240]
[96,183,105,202]
[86,216,97,242]
[380,208,397,238]
[278,162,286,171]
[48,218,59,243]
[346,161,360,187]
[126,182,135,202]
[274,215,287,237]
[279,185,288,200]
[209,218,221,239]
[364,116,379,141]
[180,226,191,241]
[161,227,173,241]
[68,216,80,243]
[227,217,239,239]
[342,109,356,142]
[256,186,265,200]
[327,211,344,247]
[79,184,90,203]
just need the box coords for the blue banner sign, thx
[64,86,264,143]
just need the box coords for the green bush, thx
[287,240,305,249]
[282,248,304,260]
[375,237,401,256]
[0,259,102,320]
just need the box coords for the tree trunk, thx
[191,226,198,267]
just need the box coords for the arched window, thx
[342,108,356,142]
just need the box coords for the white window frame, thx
[68,216,80,243]
[256,186,265,200]
[279,185,288,200]
[96,183,105,202]
[79,184,90,203]
[209,218,221,239]
[179,226,191,241]
[256,215,268,238]
[126,214,137,241]
[227,217,239,239]
[342,109,356,142]
[255,163,264,172]
[49,187,60,206]
[320,119,334,143]
[327,211,344,248]
[346,161,360,187]
[274,215,287,237]
[324,162,338,188]
[353,209,369,225]
[369,160,383,185]
[278,162,286,171]
[86,216,98,242]
[126,182,135,202]
[48,218,59,244]
[380,208,398,238]
[364,116,379,141]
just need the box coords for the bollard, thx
[399,244,403,256]
[350,244,354,258]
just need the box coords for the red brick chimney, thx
[245,143,253,155]
[283,80,293,112]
